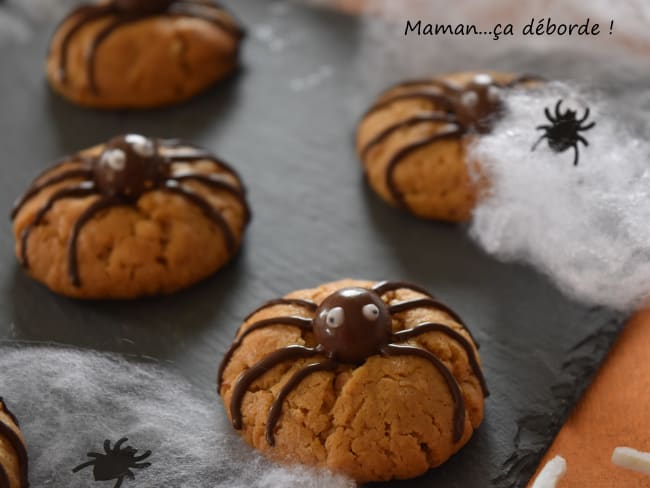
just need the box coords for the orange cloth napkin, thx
[528,309,650,487]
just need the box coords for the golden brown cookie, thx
[356,71,542,222]
[46,0,245,109]
[12,134,250,299]
[218,279,487,483]
[0,398,28,488]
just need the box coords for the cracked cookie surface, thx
[12,136,249,299]
[356,71,542,222]
[46,0,244,109]
[218,279,485,483]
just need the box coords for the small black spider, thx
[532,99,596,166]
[72,437,151,488]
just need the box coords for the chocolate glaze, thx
[217,316,313,389]
[12,135,249,288]
[0,399,29,488]
[0,467,10,488]
[265,359,337,446]
[54,0,245,94]
[220,281,486,446]
[381,343,465,442]
[230,345,323,429]
[393,323,488,396]
[360,73,543,209]
[243,298,317,322]
[374,280,480,347]
[389,298,479,348]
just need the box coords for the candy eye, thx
[325,307,345,328]
[101,149,126,171]
[125,134,155,157]
[487,86,501,102]
[461,91,478,107]
[362,303,380,321]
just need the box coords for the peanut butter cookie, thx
[47,0,245,109]
[356,71,542,221]
[12,134,250,299]
[0,398,28,488]
[218,279,486,483]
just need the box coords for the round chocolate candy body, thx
[313,287,391,364]
[93,134,168,200]
[453,74,503,134]
[113,0,175,14]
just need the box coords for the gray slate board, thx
[0,1,627,486]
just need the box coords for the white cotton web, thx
[468,82,650,311]
[0,346,354,488]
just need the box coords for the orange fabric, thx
[528,309,650,487]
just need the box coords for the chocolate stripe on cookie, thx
[217,316,314,388]
[173,174,251,224]
[359,112,455,160]
[363,90,453,119]
[55,0,244,94]
[393,323,488,396]
[385,128,462,207]
[360,73,539,211]
[381,343,466,442]
[243,298,318,322]
[389,298,479,348]
[0,401,28,488]
[12,135,249,289]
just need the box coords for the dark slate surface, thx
[0,1,627,486]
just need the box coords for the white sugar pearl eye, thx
[101,149,126,171]
[362,303,380,321]
[125,134,155,157]
[474,73,492,85]
[487,86,501,102]
[325,307,344,328]
[461,91,478,107]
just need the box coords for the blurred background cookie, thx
[218,279,486,483]
[46,0,245,109]
[356,71,541,221]
[11,134,250,299]
[0,398,28,488]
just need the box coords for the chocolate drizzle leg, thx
[0,399,29,488]
[359,73,542,210]
[53,0,245,94]
[219,281,486,446]
[12,134,249,288]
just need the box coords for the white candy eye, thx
[101,149,126,171]
[487,86,501,102]
[362,303,380,321]
[325,307,345,328]
[125,134,155,157]
[461,91,478,107]
[473,73,492,86]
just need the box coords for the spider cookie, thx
[356,71,542,221]
[11,134,250,299]
[218,279,487,483]
[47,0,245,109]
[0,398,28,488]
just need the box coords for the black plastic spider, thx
[11,134,250,287]
[218,281,488,446]
[72,437,151,488]
[55,0,244,94]
[532,99,596,166]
